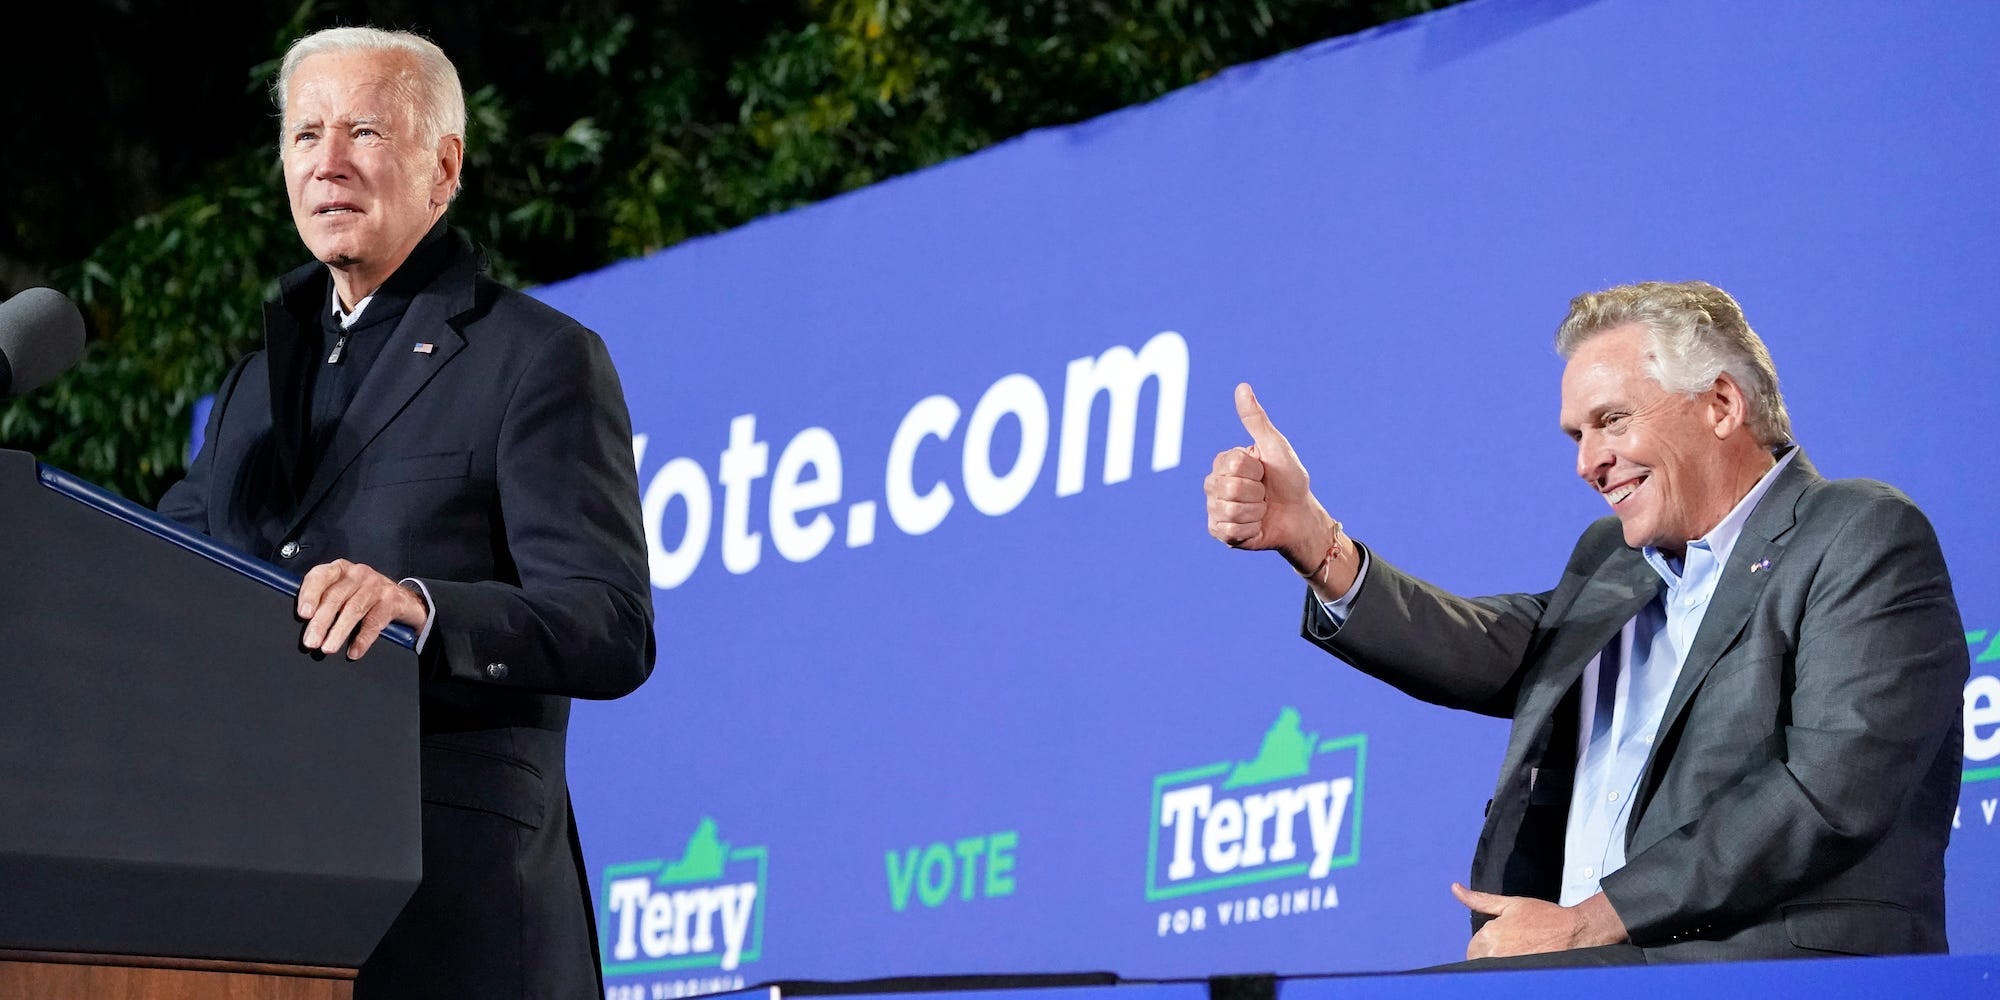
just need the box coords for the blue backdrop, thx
[522,0,2000,992]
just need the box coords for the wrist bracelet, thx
[1297,520,1345,580]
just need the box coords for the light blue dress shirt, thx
[1556,447,1794,903]
[1320,448,1796,907]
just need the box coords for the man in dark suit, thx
[1203,281,1965,964]
[158,26,654,998]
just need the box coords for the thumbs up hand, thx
[1206,383,1356,595]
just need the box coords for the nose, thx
[1575,428,1612,484]
[312,132,354,180]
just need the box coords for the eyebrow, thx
[285,114,388,133]
[1559,404,1619,439]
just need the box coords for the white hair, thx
[1555,280,1794,446]
[274,27,466,151]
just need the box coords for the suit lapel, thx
[1628,450,1819,831]
[263,262,326,504]
[285,254,478,534]
[1503,546,1661,776]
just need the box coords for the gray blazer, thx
[1304,450,1965,959]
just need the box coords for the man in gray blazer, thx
[1203,281,1965,964]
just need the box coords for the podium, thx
[0,449,421,998]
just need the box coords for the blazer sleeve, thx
[1601,493,1967,942]
[156,354,254,532]
[1300,544,1556,719]
[415,322,656,699]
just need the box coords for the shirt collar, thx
[1643,445,1798,586]
[324,218,453,330]
[331,293,376,329]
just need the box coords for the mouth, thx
[313,202,362,217]
[1602,475,1647,507]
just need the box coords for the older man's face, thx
[1559,323,1736,556]
[281,50,453,287]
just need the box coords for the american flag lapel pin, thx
[1750,557,1772,574]
[413,342,435,355]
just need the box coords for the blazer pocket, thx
[419,740,547,830]
[361,450,472,487]
[1782,899,1924,955]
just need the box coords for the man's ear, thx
[1707,372,1749,440]
[432,134,465,206]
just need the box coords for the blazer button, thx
[279,541,300,559]
[485,662,508,680]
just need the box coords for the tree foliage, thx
[1,0,1453,503]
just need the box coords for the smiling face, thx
[1559,323,1763,556]
[280,49,461,303]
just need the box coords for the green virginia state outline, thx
[658,816,729,885]
[1222,706,1317,789]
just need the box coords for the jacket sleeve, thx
[1601,494,1967,942]
[156,354,253,532]
[414,323,656,699]
[1300,539,1589,719]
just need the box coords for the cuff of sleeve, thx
[1316,546,1372,626]
[398,577,437,654]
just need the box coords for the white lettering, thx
[1056,331,1188,496]
[607,876,652,961]
[630,334,1194,588]
[688,887,721,955]
[644,890,678,955]
[963,374,1050,516]
[718,415,769,574]
[769,427,842,563]
[605,879,758,968]
[635,436,712,591]
[1160,778,1354,882]
[1201,797,1245,874]
[1304,777,1354,879]
[885,395,960,536]
[1965,675,2000,762]
[1160,785,1212,881]
[719,883,758,971]
[1239,790,1280,867]
[671,889,699,955]
[1266,786,1307,863]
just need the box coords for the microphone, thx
[0,287,86,397]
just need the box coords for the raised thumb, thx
[1234,382,1284,450]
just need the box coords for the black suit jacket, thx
[1303,451,1966,960]
[160,232,655,998]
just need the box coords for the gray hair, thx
[274,27,466,152]
[1555,280,1794,446]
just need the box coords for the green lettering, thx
[917,844,954,907]
[884,847,922,912]
[985,830,1018,897]
[953,836,987,900]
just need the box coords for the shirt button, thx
[1608,791,1621,803]
[1582,867,1595,878]
[485,662,508,680]
[279,541,300,559]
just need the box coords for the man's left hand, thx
[1451,883,1628,959]
[297,559,430,660]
